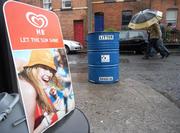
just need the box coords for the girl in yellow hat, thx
[18,49,64,133]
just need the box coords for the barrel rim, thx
[88,31,120,35]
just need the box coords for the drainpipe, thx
[149,0,151,9]
[88,0,92,33]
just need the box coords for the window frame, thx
[166,9,178,26]
[43,0,52,11]
[104,0,116,3]
[121,10,133,26]
[124,0,137,2]
[62,0,72,10]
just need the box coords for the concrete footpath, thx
[72,74,180,133]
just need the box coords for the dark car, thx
[119,30,148,54]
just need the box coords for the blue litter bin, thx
[87,32,120,84]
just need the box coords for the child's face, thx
[50,87,57,96]
[38,67,53,83]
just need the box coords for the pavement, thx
[71,73,180,133]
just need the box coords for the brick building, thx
[19,0,180,45]
[19,0,88,46]
[92,0,180,31]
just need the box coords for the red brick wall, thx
[151,0,180,29]
[92,1,150,31]
[52,0,88,42]
[19,0,42,7]
[52,0,60,9]
[92,0,180,30]
[54,9,87,41]
[95,3,121,31]
[19,0,88,44]
[11,0,180,42]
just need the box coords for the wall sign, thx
[99,35,114,40]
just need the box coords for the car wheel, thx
[140,44,147,54]
[65,45,70,54]
[135,50,142,54]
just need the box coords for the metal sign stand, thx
[0,1,90,133]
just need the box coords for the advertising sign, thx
[3,1,75,133]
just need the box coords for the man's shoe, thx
[161,52,170,59]
[161,54,165,59]
[165,52,170,58]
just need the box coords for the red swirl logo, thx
[26,12,48,29]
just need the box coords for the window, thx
[124,0,136,2]
[62,0,72,9]
[43,0,52,10]
[129,31,140,38]
[166,9,178,26]
[104,0,116,3]
[122,10,132,28]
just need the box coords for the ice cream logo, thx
[26,12,48,29]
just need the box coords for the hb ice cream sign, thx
[3,1,75,133]
[3,1,64,50]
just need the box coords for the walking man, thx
[143,23,167,59]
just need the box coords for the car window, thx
[129,31,140,38]
[139,31,148,42]
[119,31,128,40]
[139,31,148,38]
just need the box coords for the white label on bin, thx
[99,77,113,81]
[101,55,110,63]
[99,35,114,40]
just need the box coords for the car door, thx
[119,31,128,45]
[129,31,141,43]
[119,31,129,51]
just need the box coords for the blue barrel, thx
[88,32,120,84]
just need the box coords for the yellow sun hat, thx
[25,49,56,71]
